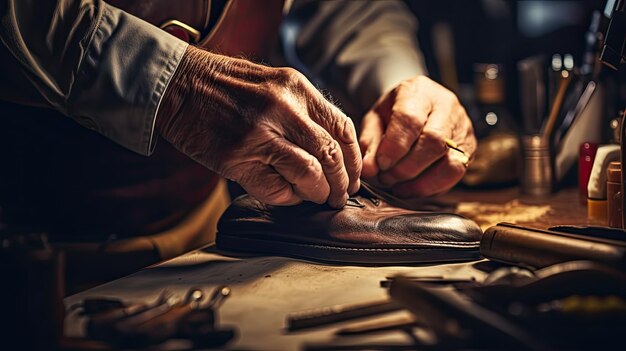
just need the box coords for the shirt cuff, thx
[68,2,188,156]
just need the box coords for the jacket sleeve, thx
[0,0,188,155]
[292,0,427,113]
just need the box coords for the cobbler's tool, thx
[481,223,626,269]
[335,315,417,336]
[85,286,234,347]
[389,277,545,350]
[286,299,402,331]
[206,285,230,309]
[541,70,573,139]
[445,138,470,167]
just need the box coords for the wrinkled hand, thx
[157,46,361,208]
[359,76,476,197]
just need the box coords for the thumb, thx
[359,110,384,178]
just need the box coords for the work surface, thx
[64,187,587,350]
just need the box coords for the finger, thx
[235,161,303,206]
[455,115,478,158]
[285,116,350,208]
[359,109,385,179]
[307,91,362,195]
[375,92,429,172]
[262,138,330,204]
[378,104,454,185]
[390,153,466,198]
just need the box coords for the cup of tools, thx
[521,134,554,196]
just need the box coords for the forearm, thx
[0,0,187,155]
[156,45,287,167]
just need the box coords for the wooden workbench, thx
[442,186,587,230]
[63,186,588,350]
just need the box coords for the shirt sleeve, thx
[0,0,188,155]
[292,0,427,112]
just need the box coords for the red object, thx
[579,142,599,204]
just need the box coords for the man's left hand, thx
[359,76,476,198]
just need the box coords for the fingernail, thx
[378,156,392,171]
[341,119,357,144]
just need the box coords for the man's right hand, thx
[156,46,361,208]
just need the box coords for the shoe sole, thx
[216,233,481,264]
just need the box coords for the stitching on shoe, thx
[294,241,481,249]
[346,198,365,208]
[219,232,480,246]
[298,244,480,251]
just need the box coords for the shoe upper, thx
[217,188,482,249]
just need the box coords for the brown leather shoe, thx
[216,185,482,264]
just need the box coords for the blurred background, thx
[409,0,614,136]
[279,0,626,193]
[386,0,623,191]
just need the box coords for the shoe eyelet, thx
[346,198,365,208]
